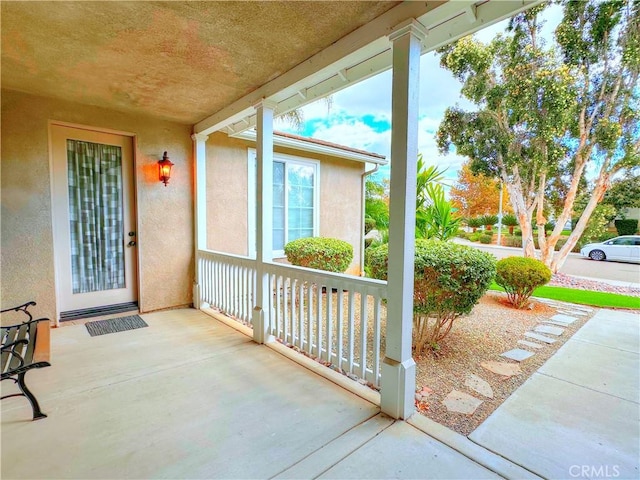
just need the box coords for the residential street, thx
[458,241,640,286]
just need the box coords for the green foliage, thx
[367,240,496,354]
[504,236,523,248]
[284,237,353,273]
[436,0,640,271]
[603,175,640,213]
[614,219,639,235]
[365,179,389,231]
[502,213,519,234]
[467,217,483,232]
[495,257,552,309]
[416,183,461,240]
[468,232,482,242]
[575,201,618,244]
[479,214,498,230]
[364,217,377,235]
[480,234,493,244]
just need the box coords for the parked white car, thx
[580,235,640,263]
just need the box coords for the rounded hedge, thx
[284,237,353,273]
[495,256,551,308]
[480,234,493,244]
[367,239,496,316]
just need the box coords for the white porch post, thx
[381,20,426,420]
[192,133,209,308]
[252,100,276,344]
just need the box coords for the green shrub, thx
[597,232,619,242]
[480,234,493,244]
[364,217,377,235]
[614,219,638,235]
[468,232,482,242]
[284,237,353,273]
[367,240,496,354]
[495,257,552,309]
[504,236,522,248]
[457,229,469,239]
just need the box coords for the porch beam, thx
[252,100,277,344]
[195,0,544,137]
[192,133,209,308]
[381,19,426,420]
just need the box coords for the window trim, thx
[248,148,320,259]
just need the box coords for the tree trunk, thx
[550,174,610,272]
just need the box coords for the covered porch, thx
[1,308,529,479]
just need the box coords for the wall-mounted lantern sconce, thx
[158,151,174,186]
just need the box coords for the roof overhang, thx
[236,131,388,165]
[195,0,544,137]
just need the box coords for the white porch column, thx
[381,20,426,420]
[192,133,209,308]
[252,100,276,344]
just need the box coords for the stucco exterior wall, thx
[205,133,250,255]
[205,134,365,275]
[1,89,194,321]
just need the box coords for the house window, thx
[248,149,319,257]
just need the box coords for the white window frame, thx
[248,148,320,258]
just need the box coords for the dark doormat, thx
[85,315,148,337]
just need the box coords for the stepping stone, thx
[500,348,535,362]
[442,390,483,415]
[557,309,588,317]
[542,319,572,326]
[524,332,557,344]
[481,361,521,377]
[465,374,494,398]
[535,325,565,336]
[550,314,578,325]
[518,340,544,349]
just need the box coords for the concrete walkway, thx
[470,308,640,479]
[2,308,531,480]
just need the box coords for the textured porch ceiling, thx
[1,1,401,125]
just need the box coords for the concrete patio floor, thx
[1,308,528,480]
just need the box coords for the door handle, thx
[128,241,136,247]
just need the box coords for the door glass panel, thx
[67,140,125,293]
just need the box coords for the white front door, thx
[51,124,138,315]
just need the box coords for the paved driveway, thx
[470,309,640,479]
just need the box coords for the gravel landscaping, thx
[414,291,594,435]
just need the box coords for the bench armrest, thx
[0,301,37,321]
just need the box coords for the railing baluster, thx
[325,283,333,363]
[373,291,382,385]
[359,290,368,379]
[336,287,344,373]
[347,290,355,374]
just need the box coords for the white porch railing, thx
[197,250,257,325]
[197,250,388,387]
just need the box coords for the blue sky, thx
[275,5,563,187]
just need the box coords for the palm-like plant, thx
[417,184,461,241]
[480,214,499,231]
[467,217,483,233]
[502,214,519,235]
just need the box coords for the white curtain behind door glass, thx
[67,140,125,294]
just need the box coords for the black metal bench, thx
[1,301,51,420]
